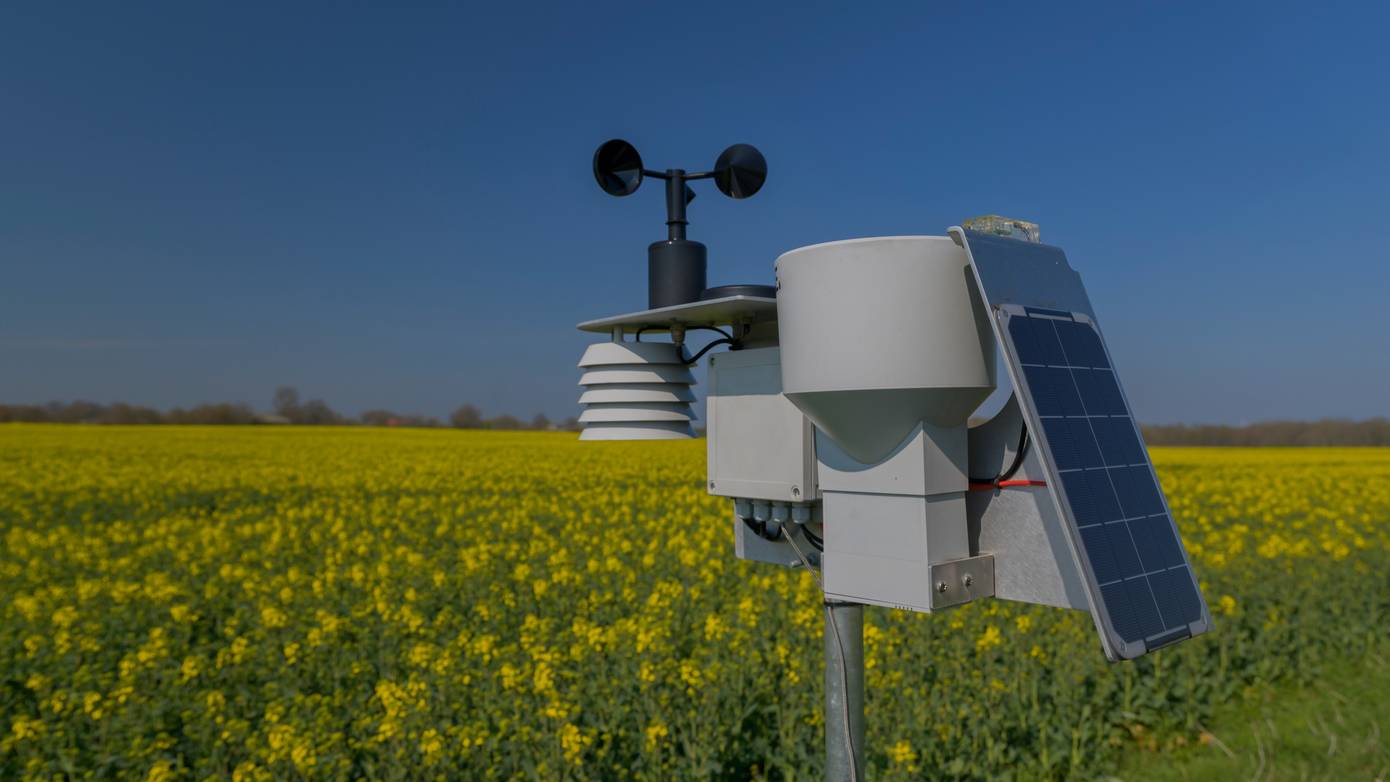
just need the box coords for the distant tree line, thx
[0,386,580,431]
[1141,418,1390,446]
[6,392,1384,444]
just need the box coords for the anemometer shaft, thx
[663,169,688,241]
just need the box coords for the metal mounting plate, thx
[929,554,996,610]
[577,294,777,334]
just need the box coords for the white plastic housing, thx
[577,341,695,440]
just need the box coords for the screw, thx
[936,581,948,594]
[709,481,716,490]
[962,574,974,588]
[791,487,801,498]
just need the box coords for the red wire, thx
[968,479,1048,492]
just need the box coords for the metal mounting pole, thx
[824,600,865,782]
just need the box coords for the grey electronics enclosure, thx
[952,227,1211,661]
[706,347,816,502]
[706,346,822,569]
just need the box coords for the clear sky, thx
[3,2,1387,425]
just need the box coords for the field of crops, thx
[2,425,1388,780]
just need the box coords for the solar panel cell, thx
[1090,417,1144,465]
[1023,365,1085,417]
[1105,522,1143,581]
[1124,578,1166,640]
[1042,418,1103,470]
[1129,514,1185,570]
[1149,567,1203,628]
[1100,581,1143,642]
[1072,368,1127,416]
[1009,315,1067,366]
[1080,524,1119,583]
[1054,319,1110,369]
[1109,465,1164,518]
[1061,469,1122,527]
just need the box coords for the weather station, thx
[578,139,1212,781]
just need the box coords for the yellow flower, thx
[179,655,201,682]
[499,663,520,690]
[291,739,317,772]
[8,716,44,742]
[145,761,177,782]
[679,660,704,691]
[559,723,590,765]
[420,728,444,761]
[703,613,726,641]
[888,739,916,765]
[644,720,669,750]
[260,604,287,629]
[52,605,78,628]
[976,625,1002,652]
[533,661,555,694]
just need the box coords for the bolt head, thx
[962,574,974,588]
[936,581,948,593]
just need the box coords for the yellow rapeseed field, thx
[2,425,1388,780]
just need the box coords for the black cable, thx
[969,424,1030,485]
[687,325,733,340]
[682,338,736,366]
[801,524,824,552]
[635,325,731,343]
[998,425,1030,483]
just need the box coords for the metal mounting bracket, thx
[929,554,996,610]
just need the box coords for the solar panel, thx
[954,229,1210,660]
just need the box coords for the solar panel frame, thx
[952,228,1211,661]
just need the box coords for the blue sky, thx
[2,2,1387,425]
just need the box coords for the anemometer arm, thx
[636,169,716,241]
[640,169,714,180]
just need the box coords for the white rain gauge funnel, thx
[775,236,996,463]
[576,340,696,440]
